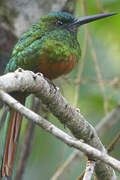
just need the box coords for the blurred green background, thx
[0,0,120,179]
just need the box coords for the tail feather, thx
[1,110,23,177]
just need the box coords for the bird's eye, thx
[57,20,63,25]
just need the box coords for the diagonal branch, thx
[0,89,120,173]
[51,105,120,180]
[0,69,117,179]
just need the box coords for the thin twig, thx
[96,0,104,13]
[82,161,95,180]
[75,77,120,88]
[82,0,108,114]
[96,105,120,137]
[107,132,120,153]
[56,143,67,170]
[73,24,88,107]
[51,150,83,180]
[88,35,108,113]
[73,0,88,108]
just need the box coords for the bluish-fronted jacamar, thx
[1,11,117,177]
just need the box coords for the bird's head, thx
[33,11,117,34]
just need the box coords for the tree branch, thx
[51,105,120,180]
[0,69,117,179]
[0,89,120,172]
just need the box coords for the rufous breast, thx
[37,54,78,80]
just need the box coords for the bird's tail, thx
[1,97,25,177]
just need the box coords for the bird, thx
[1,11,117,177]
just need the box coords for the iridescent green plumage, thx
[5,12,81,73]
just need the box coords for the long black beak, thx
[69,12,117,29]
